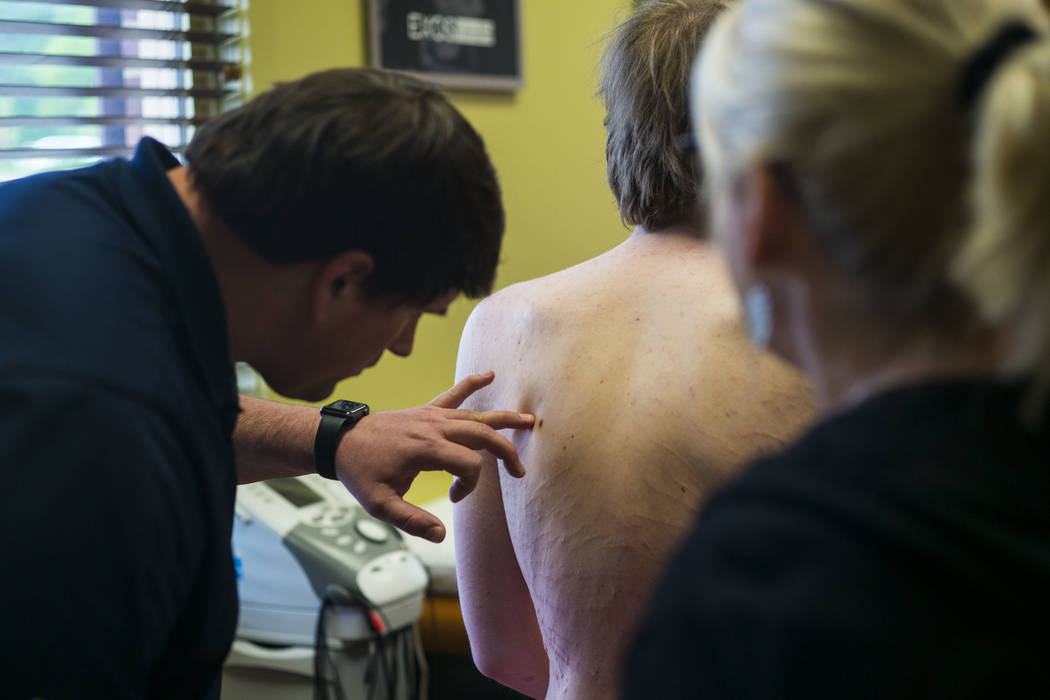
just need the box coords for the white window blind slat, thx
[28,0,234,16]
[0,0,241,181]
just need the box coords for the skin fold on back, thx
[455,230,814,700]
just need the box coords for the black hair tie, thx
[959,21,1039,108]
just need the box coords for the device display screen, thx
[268,478,324,509]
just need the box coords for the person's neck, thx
[629,214,707,239]
[166,166,298,365]
[613,226,718,272]
[797,309,1000,416]
[622,221,712,253]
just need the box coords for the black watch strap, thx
[314,400,370,480]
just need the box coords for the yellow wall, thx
[247,1,630,501]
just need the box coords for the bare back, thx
[454,231,814,699]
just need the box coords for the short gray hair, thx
[599,0,731,232]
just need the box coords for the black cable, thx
[393,629,407,700]
[393,630,404,699]
[388,632,400,698]
[375,628,396,698]
[315,584,408,700]
[312,584,435,700]
[313,597,327,700]
[365,638,379,700]
[398,628,413,700]
[404,627,418,699]
[406,627,420,699]
[367,603,397,699]
[313,591,348,700]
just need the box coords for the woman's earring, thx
[744,283,773,348]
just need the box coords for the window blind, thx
[0,0,241,182]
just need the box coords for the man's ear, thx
[741,163,804,269]
[312,250,375,323]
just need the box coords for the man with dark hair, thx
[0,67,530,698]
[452,2,813,698]
[183,68,504,309]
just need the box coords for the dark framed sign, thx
[369,0,523,91]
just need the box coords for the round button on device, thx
[354,519,389,543]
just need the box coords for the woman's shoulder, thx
[658,374,1050,623]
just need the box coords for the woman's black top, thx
[625,377,1050,699]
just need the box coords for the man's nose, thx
[388,317,420,357]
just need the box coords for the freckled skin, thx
[454,231,815,700]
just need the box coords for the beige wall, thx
[247,1,631,501]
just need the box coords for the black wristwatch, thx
[314,399,370,480]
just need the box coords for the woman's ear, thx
[742,163,805,269]
[312,250,375,323]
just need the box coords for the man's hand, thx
[334,371,533,543]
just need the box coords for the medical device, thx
[222,474,429,700]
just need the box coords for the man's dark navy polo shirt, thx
[0,139,240,699]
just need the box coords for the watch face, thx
[322,400,370,419]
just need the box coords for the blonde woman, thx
[626,0,1050,697]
